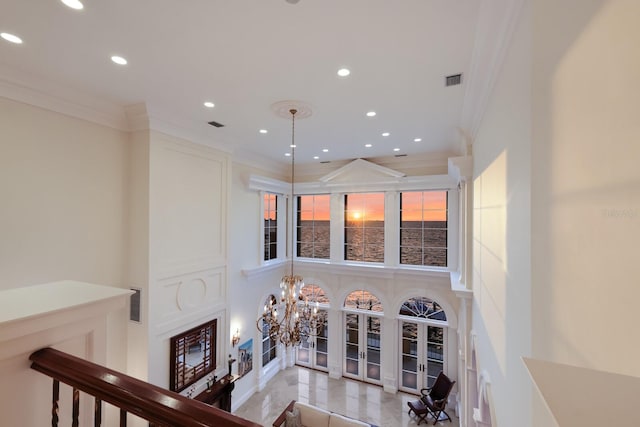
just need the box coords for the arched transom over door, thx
[343,290,383,385]
[399,296,448,393]
[295,284,329,371]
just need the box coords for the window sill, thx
[242,258,451,281]
[241,259,287,279]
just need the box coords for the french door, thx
[343,312,382,384]
[399,320,445,393]
[296,309,328,371]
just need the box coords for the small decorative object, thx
[228,354,236,376]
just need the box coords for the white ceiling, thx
[0,0,482,168]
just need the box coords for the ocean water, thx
[296,220,447,266]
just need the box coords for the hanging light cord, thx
[289,108,297,278]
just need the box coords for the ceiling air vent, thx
[395,154,407,158]
[320,161,331,164]
[207,120,225,128]
[445,74,462,87]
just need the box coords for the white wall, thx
[0,97,128,291]
[145,131,231,389]
[531,0,640,424]
[228,161,289,408]
[471,1,532,425]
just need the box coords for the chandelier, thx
[256,108,319,347]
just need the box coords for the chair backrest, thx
[429,372,455,401]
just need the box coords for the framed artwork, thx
[169,319,217,392]
[237,339,253,378]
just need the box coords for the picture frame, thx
[237,339,253,378]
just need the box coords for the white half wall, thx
[0,96,130,374]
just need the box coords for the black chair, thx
[407,372,456,425]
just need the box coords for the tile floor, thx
[234,366,458,427]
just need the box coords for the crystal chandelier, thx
[256,109,319,347]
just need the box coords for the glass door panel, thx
[295,309,329,372]
[401,321,418,390]
[297,339,311,365]
[399,322,446,393]
[315,309,328,369]
[366,316,381,381]
[343,312,383,385]
[426,326,444,387]
[345,313,360,376]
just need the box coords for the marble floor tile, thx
[234,365,458,426]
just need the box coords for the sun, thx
[351,211,362,220]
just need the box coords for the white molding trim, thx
[319,158,406,182]
[248,174,290,194]
[242,259,288,279]
[448,156,473,183]
[0,72,128,130]
[295,174,456,194]
[460,0,527,141]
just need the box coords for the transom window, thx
[264,193,278,261]
[344,289,383,313]
[399,296,447,322]
[400,191,448,267]
[297,195,330,259]
[299,283,330,305]
[344,193,385,263]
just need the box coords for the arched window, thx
[261,295,277,367]
[343,289,383,313]
[399,296,446,322]
[300,283,330,305]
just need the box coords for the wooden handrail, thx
[30,348,262,427]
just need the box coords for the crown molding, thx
[448,156,473,183]
[0,65,128,130]
[460,0,527,141]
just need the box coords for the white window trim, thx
[249,173,460,273]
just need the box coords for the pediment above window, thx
[319,158,406,184]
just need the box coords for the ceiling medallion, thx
[270,100,312,120]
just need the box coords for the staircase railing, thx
[30,348,262,427]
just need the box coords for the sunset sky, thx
[296,192,447,222]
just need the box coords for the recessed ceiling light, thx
[382,132,390,137]
[366,111,376,117]
[290,144,296,148]
[259,129,268,134]
[61,0,84,10]
[322,148,329,153]
[365,144,372,148]
[1,32,22,44]
[203,101,215,108]
[337,68,351,77]
[111,55,127,65]
[285,153,291,157]
[393,148,400,152]
[413,138,422,142]
[313,156,319,160]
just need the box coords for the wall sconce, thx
[231,328,240,347]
